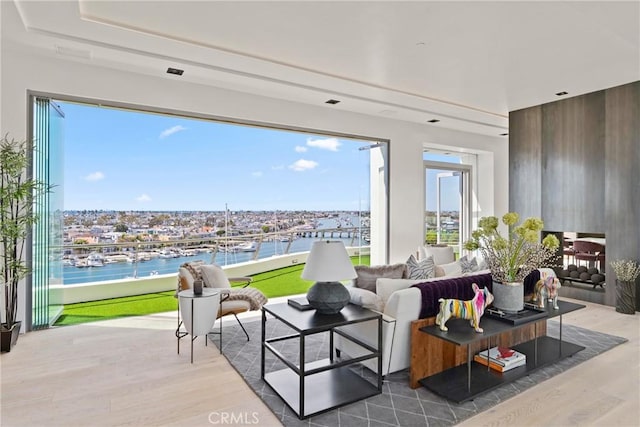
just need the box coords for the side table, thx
[177,289,220,363]
[261,303,382,419]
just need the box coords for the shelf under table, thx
[264,361,380,419]
[419,336,585,403]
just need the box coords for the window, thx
[32,98,388,289]
[424,151,474,258]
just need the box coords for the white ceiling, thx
[4,1,640,136]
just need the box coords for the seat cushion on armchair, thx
[354,263,407,292]
[218,299,251,317]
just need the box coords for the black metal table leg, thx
[299,333,305,418]
[467,345,471,392]
[261,309,266,380]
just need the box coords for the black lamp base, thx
[306,281,350,314]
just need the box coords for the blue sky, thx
[59,102,373,211]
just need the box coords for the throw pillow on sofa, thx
[418,245,455,265]
[406,254,435,280]
[354,263,407,292]
[347,287,385,312]
[434,260,463,277]
[459,255,479,273]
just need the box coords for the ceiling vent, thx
[325,99,340,104]
[555,91,568,96]
[167,67,184,76]
[427,119,440,123]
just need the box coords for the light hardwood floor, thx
[1,298,638,427]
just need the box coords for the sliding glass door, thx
[30,97,64,329]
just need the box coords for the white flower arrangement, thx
[610,260,640,282]
[464,213,559,284]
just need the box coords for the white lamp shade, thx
[301,240,357,282]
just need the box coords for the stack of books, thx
[474,346,526,372]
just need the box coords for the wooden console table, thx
[409,300,585,401]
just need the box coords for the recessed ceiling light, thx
[167,67,184,76]
[325,99,341,105]
[555,91,568,96]
[443,152,451,155]
[500,133,509,136]
[427,119,440,123]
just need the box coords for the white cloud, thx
[159,125,187,139]
[307,137,341,151]
[252,171,263,177]
[136,194,152,202]
[289,159,318,172]
[85,171,105,181]
[295,145,308,153]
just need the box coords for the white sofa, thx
[335,277,429,376]
[334,245,461,376]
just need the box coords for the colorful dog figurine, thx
[532,275,561,309]
[435,283,494,333]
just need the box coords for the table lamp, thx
[301,240,357,314]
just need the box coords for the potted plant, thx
[1,135,48,352]
[610,259,640,315]
[464,213,559,313]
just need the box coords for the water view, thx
[62,213,369,284]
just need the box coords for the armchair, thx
[177,261,267,342]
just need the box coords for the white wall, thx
[0,39,507,329]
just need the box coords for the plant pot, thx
[1,321,22,353]
[492,281,524,313]
[616,280,636,314]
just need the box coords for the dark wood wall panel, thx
[605,82,640,307]
[509,107,541,218]
[541,92,605,232]
[509,80,639,308]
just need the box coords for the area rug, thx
[211,318,627,427]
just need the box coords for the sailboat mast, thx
[225,203,228,266]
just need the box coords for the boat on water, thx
[105,254,129,263]
[86,252,105,267]
[126,252,152,263]
[237,241,257,252]
[158,248,179,259]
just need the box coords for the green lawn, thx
[54,255,370,327]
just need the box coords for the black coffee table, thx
[418,300,585,403]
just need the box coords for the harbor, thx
[60,213,370,284]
